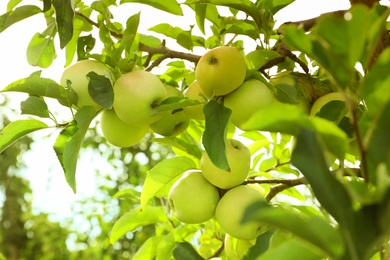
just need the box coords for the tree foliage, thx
[0,0,390,259]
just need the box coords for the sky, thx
[0,0,353,219]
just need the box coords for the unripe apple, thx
[215,185,266,240]
[224,233,255,260]
[113,70,168,126]
[150,85,191,136]
[60,59,114,110]
[224,79,274,129]
[168,170,220,224]
[99,109,149,147]
[195,46,246,96]
[200,139,251,189]
[183,81,211,120]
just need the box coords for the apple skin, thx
[200,139,251,189]
[113,70,168,126]
[150,85,191,136]
[168,170,220,224]
[224,79,274,129]
[100,109,149,147]
[60,59,114,110]
[183,81,211,120]
[224,233,255,260]
[215,185,266,240]
[195,46,246,96]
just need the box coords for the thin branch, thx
[264,177,307,202]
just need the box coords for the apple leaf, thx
[140,156,196,209]
[120,0,183,15]
[87,71,114,109]
[110,206,168,244]
[202,100,231,171]
[133,235,165,260]
[246,49,281,71]
[20,96,50,118]
[0,119,49,154]
[27,32,57,68]
[52,0,74,49]
[243,202,344,258]
[173,242,204,260]
[243,230,274,259]
[0,5,41,33]
[291,128,353,226]
[53,107,96,193]
[152,96,201,114]
[152,136,203,159]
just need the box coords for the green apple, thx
[168,170,220,224]
[99,109,149,147]
[310,92,350,117]
[224,79,275,129]
[200,138,251,189]
[183,81,211,120]
[215,185,266,240]
[60,59,114,110]
[195,46,246,96]
[150,85,191,136]
[113,70,168,126]
[224,233,256,260]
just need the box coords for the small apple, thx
[99,109,149,147]
[150,85,191,136]
[200,139,251,189]
[168,170,220,224]
[113,70,168,126]
[224,79,275,129]
[215,185,266,240]
[195,46,246,96]
[183,81,211,120]
[60,59,114,110]
[224,233,256,260]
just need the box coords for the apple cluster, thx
[168,138,266,243]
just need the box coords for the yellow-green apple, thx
[195,46,246,96]
[200,139,251,189]
[168,170,220,224]
[113,70,168,126]
[150,85,191,136]
[224,79,274,129]
[215,185,266,240]
[99,109,149,147]
[183,80,211,120]
[224,233,256,260]
[60,59,114,110]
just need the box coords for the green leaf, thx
[27,33,57,68]
[52,0,74,48]
[291,128,353,226]
[20,96,50,118]
[86,71,114,109]
[202,100,231,171]
[246,49,281,71]
[152,136,203,159]
[110,206,168,244]
[120,0,183,15]
[153,96,201,114]
[112,12,139,63]
[7,0,23,11]
[243,229,274,259]
[194,4,207,34]
[133,235,165,260]
[53,107,96,193]
[0,5,41,33]
[173,242,204,260]
[0,119,49,154]
[257,236,325,260]
[243,203,344,258]
[141,156,196,208]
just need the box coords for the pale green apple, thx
[215,185,266,240]
[183,81,211,120]
[99,109,149,147]
[168,170,220,224]
[224,79,274,129]
[200,139,251,189]
[60,59,114,110]
[150,85,191,136]
[224,233,256,260]
[195,46,246,96]
[310,92,350,117]
[113,70,168,126]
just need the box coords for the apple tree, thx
[1,0,390,259]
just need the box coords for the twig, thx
[264,177,307,202]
